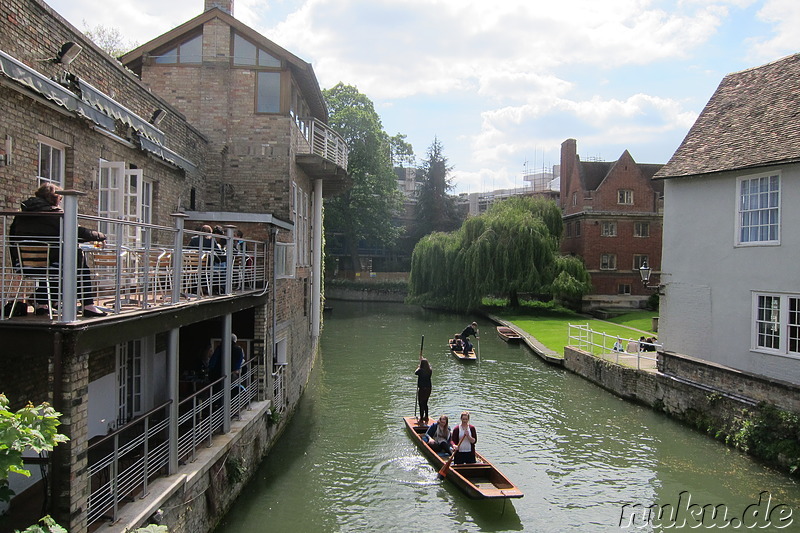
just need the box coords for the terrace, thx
[1,193,270,323]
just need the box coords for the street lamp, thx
[639,260,664,293]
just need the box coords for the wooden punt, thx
[449,338,477,361]
[403,416,523,499]
[496,326,522,343]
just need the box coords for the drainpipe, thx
[311,180,323,338]
[59,190,83,322]
[171,213,187,305]
[270,227,279,408]
[167,328,179,474]
[222,314,232,433]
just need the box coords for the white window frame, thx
[117,339,146,426]
[37,136,66,187]
[275,242,295,279]
[98,161,152,246]
[600,253,617,270]
[617,189,633,205]
[634,222,650,238]
[736,173,780,246]
[601,221,617,237]
[752,292,800,359]
[633,254,649,270]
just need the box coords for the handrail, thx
[88,399,172,452]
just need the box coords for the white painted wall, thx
[88,373,117,438]
[660,165,800,384]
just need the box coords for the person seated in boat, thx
[452,334,463,351]
[459,322,478,355]
[423,415,451,455]
[451,411,477,464]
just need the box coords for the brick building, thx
[560,139,663,310]
[0,0,347,531]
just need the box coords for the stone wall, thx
[326,288,407,302]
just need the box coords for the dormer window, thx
[154,34,202,64]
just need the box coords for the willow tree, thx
[409,196,591,310]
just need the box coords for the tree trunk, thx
[346,236,362,273]
[509,289,520,308]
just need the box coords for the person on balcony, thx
[9,183,107,317]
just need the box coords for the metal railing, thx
[568,324,660,370]
[272,365,286,411]
[295,116,349,170]
[1,206,269,322]
[87,401,172,526]
[89,357,261,527]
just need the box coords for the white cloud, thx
[747,0,800,61]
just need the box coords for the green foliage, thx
[413,138,461,239]
[409,196,591,311]
[225,456,247,485]
[15,515,67,533]
[81,22,138,58]
[0,394,68,503]
[732,403,800,474]
[322,83,403,271]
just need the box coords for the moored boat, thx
[403,416,523,499]
[496,326,522,343]
[448,337,476,361]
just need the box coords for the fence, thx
[567,324,660,370]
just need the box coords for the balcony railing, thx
[295,116,349,170]
[1,200,269,323]
[87,355,260,527]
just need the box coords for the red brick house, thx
[560,139,663,310]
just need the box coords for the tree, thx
[0,394,68,533]
[389,133,415,168]
[413,138,461,240]
[408,196,591,310]
[82,22,139,58]
[322,83,403,272]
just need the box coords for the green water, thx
[215,301,799,532]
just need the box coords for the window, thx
[633,254,649,270]
[292,183,310,266]
[601,221,617,237]
[753,293,800,357]
[618,189,633,205]
[634,222,650,237]
[275,242,295,278]
[738,174,780,245]
[257,72,281,113]
[600,253,617,270]
[38,138,65,187]
[565,222,572,238]
[618,284,631,295]
[154,34,202,64]
[233,33,280,67]
[574,221,581,237]
[98,161,153,245]
[572,192,578,206]
[117,339,143,425]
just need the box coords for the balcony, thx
[294,116,350,196]
[1,198,269,324]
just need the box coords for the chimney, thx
[560,139,577,208]
[205,0,233,14]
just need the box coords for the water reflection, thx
[215,301,799,532]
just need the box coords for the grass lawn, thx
[494,307,658,358]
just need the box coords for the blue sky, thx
[48,0,800,193]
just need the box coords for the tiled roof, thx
[655,52,800,180]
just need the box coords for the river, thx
[215,301,799,532]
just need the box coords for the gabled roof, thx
[120,7,328,121]
[576,154,664,194]
[655,52,800,180]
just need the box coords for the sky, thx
[47,0,800,194]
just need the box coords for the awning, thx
[0,49,115,130]
[137,133,198,173]
[77,78,165,144]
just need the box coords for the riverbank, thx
[482,312,800,477]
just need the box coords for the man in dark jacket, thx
[10,183,107,316]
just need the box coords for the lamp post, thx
[639,260,663,293]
